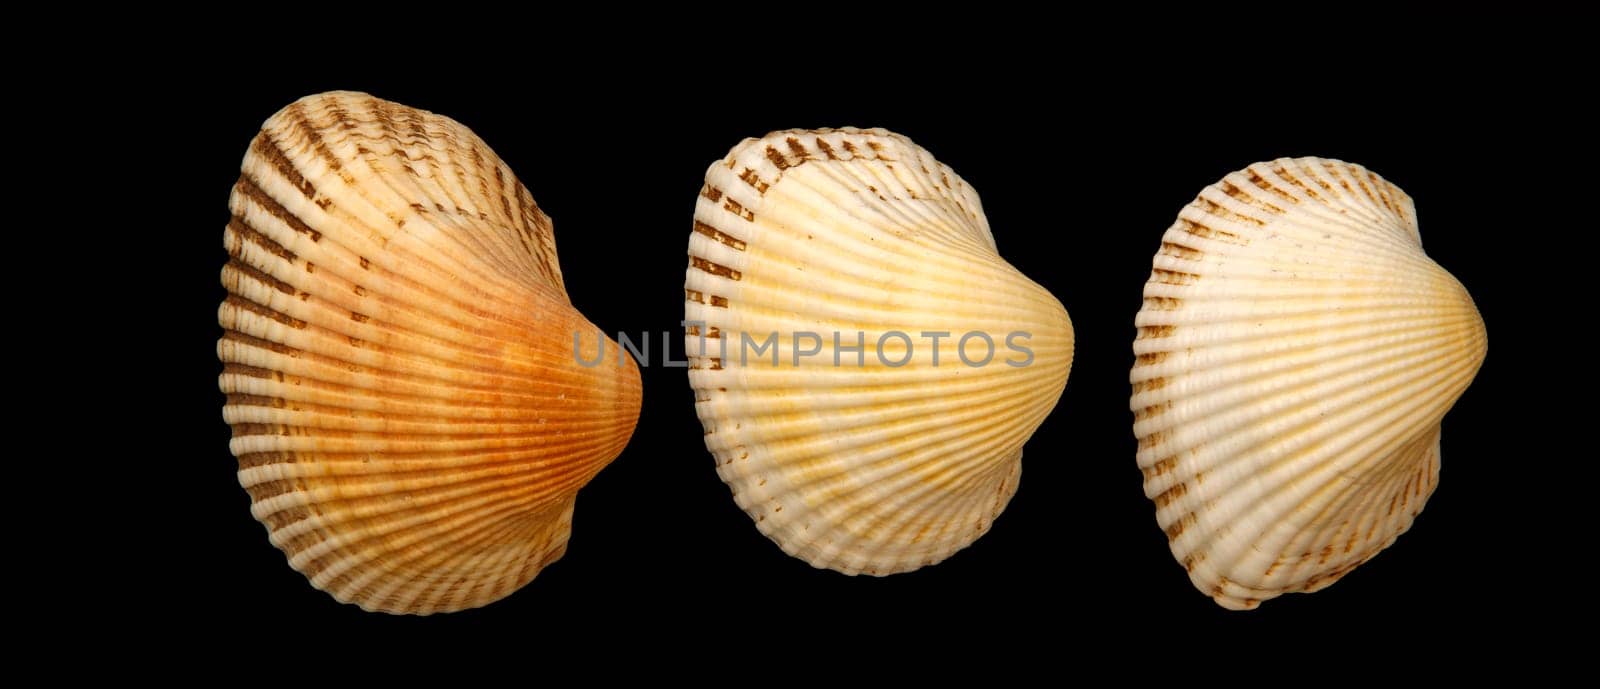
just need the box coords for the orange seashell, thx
[218,92,640,614]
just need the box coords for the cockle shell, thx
[218,92,641,614]
[685,128,1073,575]
[1131,157,1486,609]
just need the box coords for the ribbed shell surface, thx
[1131,157,1486,609]
[219,92,640,614]
[686,129,1073,575]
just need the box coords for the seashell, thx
[685,128,1073,575]
[1131,157,1486,609]
[218,92,641,614]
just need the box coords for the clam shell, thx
[218,92,641,614]
[1131,157,1486,609]
[685,128,1073,575]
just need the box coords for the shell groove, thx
[1131,157,1486,609]
[685,128,1073,575]
[218,92,640,614]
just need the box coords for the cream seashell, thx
[1131,157,1486,610]
[685,128,1073,575]
[218,92,641,614]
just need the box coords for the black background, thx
[123,33,1583,660]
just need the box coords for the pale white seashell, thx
[1131,157,1486,609]
[218,92,641,614]
[685,128,1073,575]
